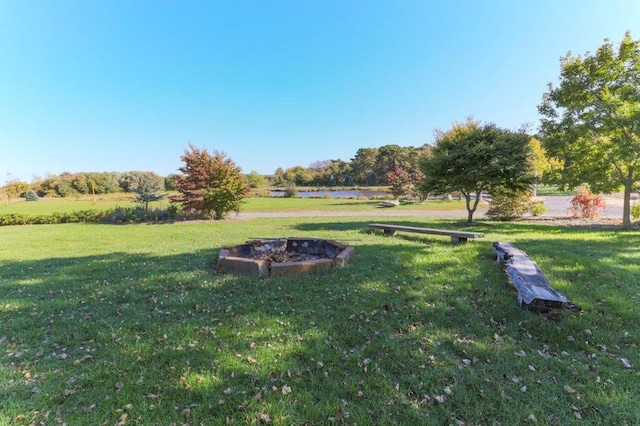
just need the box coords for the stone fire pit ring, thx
[216,237,354,277]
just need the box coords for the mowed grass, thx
[1,194,474,216]
[1,218,639,424]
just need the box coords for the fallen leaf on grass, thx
[434,395,446,404]
[282,385,292,395]
[73,355,93,365]
[620,358,632,368]
[563,384,576,394]
[115,413,127,426]
[258,412,272,423]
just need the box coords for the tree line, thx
[2,143,433,199]
[2,171,178,199]
[268,144,433,187]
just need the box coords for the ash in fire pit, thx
[216,238,354,277]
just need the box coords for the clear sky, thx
[1,0,639,182]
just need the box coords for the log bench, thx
[369,223,485,244]
[493,242,579,312]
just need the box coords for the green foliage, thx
[3,180,29,198]
[164,173,180,190]
[131,173,165,211]
[631,201,640,219]
[0,205,184,226]
[350,147,379,184]
[172,143,249,220]
[283,184,298,198]
[246,170,267,189]
[24,189,40,201]
[420,118,534,222]
[486,191,532,221]
[539,31,640,227]
[530,200,547,216]
[0,210,112,226]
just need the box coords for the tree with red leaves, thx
[171,144,249,220]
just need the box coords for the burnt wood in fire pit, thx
[216,238,354,277]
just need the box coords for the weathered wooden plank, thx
[493,242,578,311]
[369,223,484,244]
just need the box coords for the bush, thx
[24,189,40,201]
[283,184,298,198]
[0,208,177,226]
[167,204,180,220]
[171,144,249,220]
[486,192,531,221]
[530,201,547,216]
[568,187,606,219]
[631,201,640,220]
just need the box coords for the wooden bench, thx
[369,223,484,244]
[493,242,579,312]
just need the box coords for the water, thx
[270,189,387,199]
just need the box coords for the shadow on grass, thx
[1,225,639,424]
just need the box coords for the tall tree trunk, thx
[623,179,632,229]
[464,191,481,223]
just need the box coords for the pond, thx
[270,189,388,199]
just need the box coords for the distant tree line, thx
[268,143,433,187]
[8,171,179,198]
[2,143,434,199]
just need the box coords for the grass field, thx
[1,214,639,424]
[0,194,472,215]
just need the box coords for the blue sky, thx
[2,0,639,182]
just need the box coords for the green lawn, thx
[1,217,639,424]
[1,194,473,215]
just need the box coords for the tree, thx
[539,32,640,228]
[164,174,180,190]
[528,137,558,196]
[171,144,249,220]
[386,166,425,200]
[24,189,40,201]
[132,172,165,211]
[246,170,266,189]
[3,180,30,199]
[419,119,534,223]
[351,148,379,185]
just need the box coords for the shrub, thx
[631,201,640,220]
[530,201,547,216]
[167,204,180,220]
[568,186,606,219]
[24,189,40,201]
[486,191,532,221]
[283,184,298,198]
[171,144,249,220]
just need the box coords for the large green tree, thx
[350,148,379,185]
[539,32,640,227]
[419,119,533,223]
[172,144,249,220]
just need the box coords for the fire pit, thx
[216,238,354,277]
